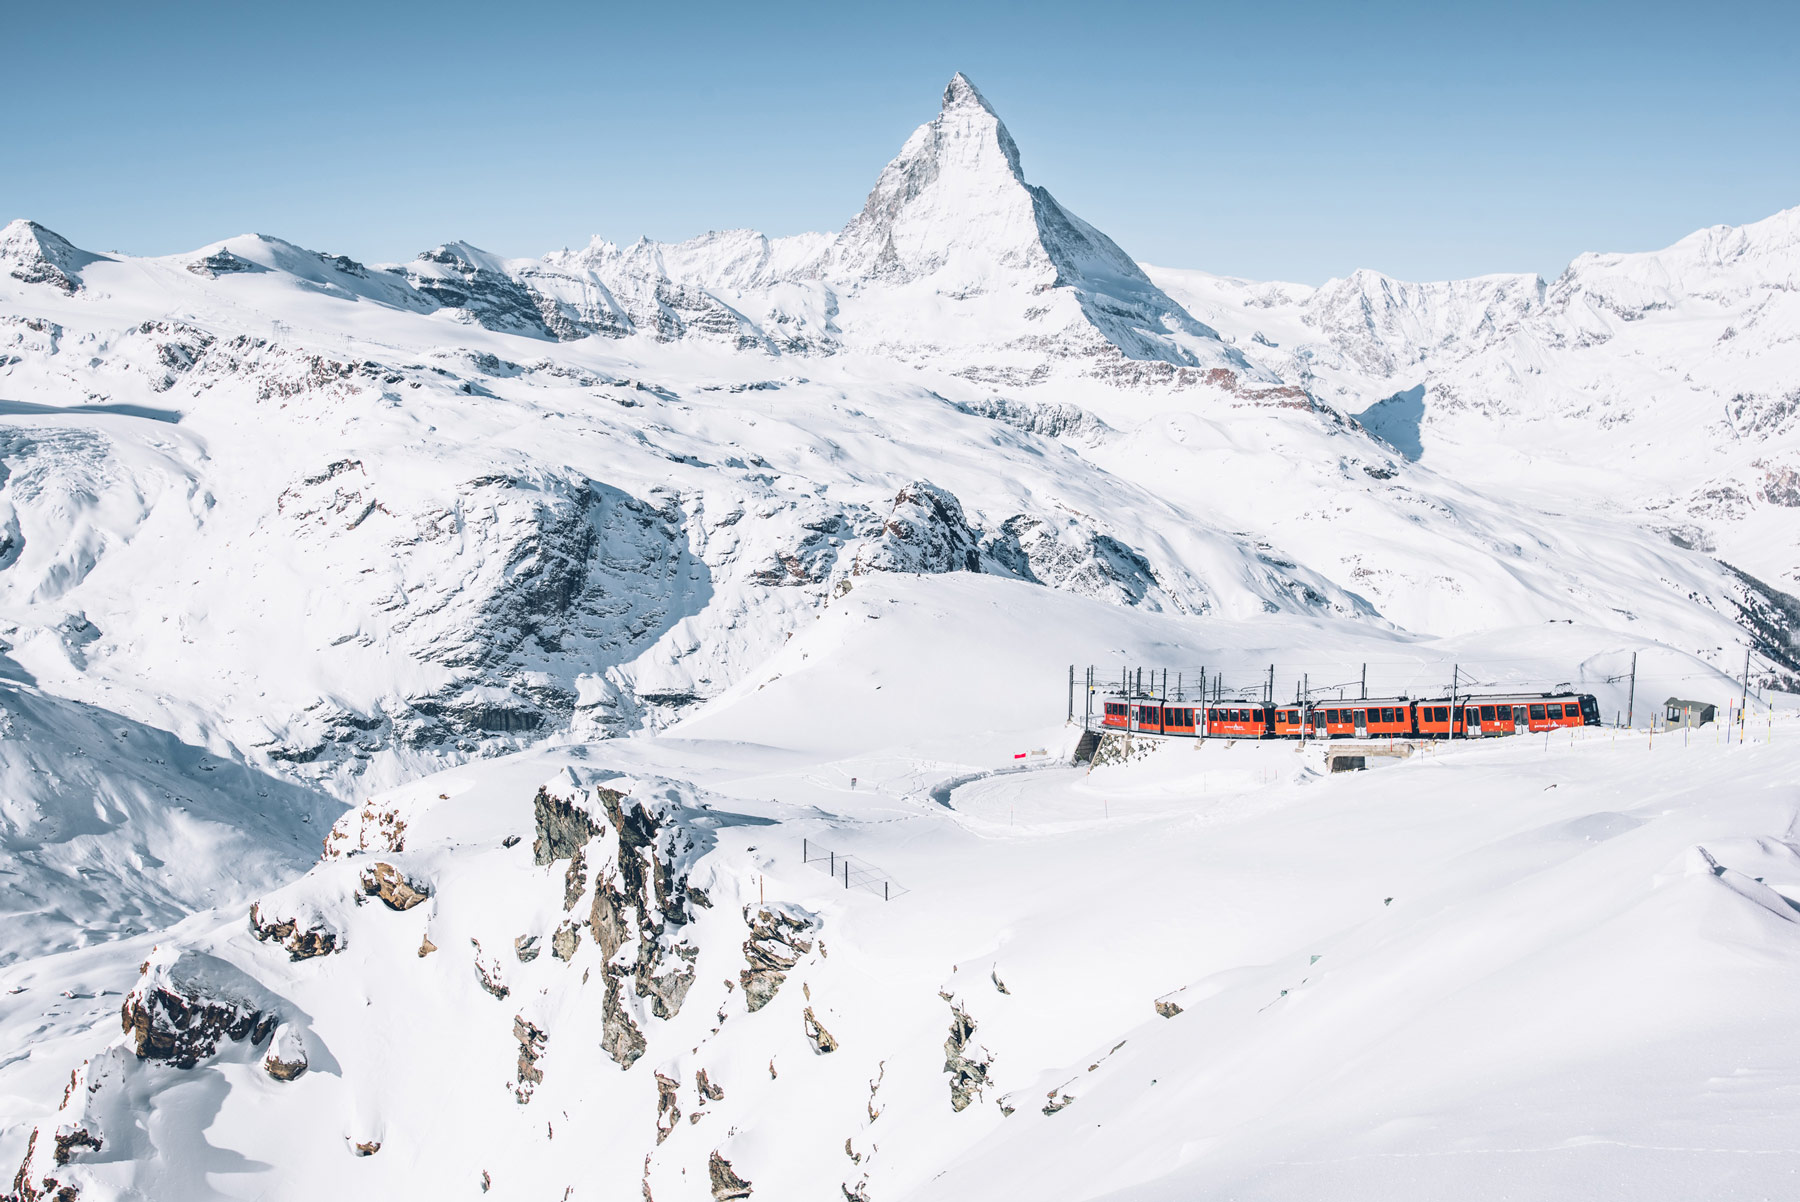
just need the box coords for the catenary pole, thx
[1626,652,1636,728]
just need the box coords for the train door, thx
[1353,708,1368,738]
[1312,709,1327,737]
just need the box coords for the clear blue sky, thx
[6,0,1797,284]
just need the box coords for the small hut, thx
[1663,698,1716,728]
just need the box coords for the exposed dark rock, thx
[472,940,510,1000]
[52,1127,100,1167]
[513,1016,546,1104]
[187,249,260,278]
[943,1002,991,1112]
[600,974,646,1069]
[323,800,406,859]
[739,907,816,1012]
[563,847,588,910]
[709,1151,753,1200]
[953,396,1110,444]
[515,934,540,962]
[551,921,581,961]
[1154,998,1183,1018]
[2,220,106,295]
[120,953,276,1069]
[360,861,431,910]
[852,481,983,576]
[248,901,342,960]
[697,1067,724,1101]
[655,1072,681,1143]
[353,1140,381,1157]
[802,1006,839,1054]
[533,785,603,865]
[1042,1091,1075,1115]
[263,1025,309,1081]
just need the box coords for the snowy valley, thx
[2,73,1799,1201]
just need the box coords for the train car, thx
[1273,705,1307,738]
[1098,696,1203,737]
[1474,693,1598,733]
[1130,699,1166,734]
[1412,700,1467,738]
[1205,703,1272,738]
[1304,700,1416,739]
[1159,702,1200,737]
[1100,698,1131,730]
[1413,693,1601,737]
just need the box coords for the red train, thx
[1100,693,1600,739]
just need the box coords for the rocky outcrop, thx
[943,1001,992,1112]
[954,396,1111,445]
[120,950,277,1069]
[533,783,604,865]
[739,906,817,1012]
[360,861,430,910]
[600,974,647,1069]
[187,249,261,278]
[708,1151,753,1200]
[1,219,105,295]
[655,1071,681,1142]
[472,940,510,1000]
[263,1024,309,1081]
[249,900,342,960]
[513,1016,546,1103]
[852,481,982,576]
[802,1006,839,1054]
[588,786,700,1023]
[323,799,407,859]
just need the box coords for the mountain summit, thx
[816,73,1250,377]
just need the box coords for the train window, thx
[1431,706,1447,723]
[1497,705,1511,720]
[1547,704,1563,719]
[1529,704,1546,720]
[1324,709,1337,722]
[1480,705,1495,720]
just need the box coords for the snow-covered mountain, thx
[3,70,1800,1202]
[1149,204,1800,606]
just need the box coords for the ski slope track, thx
[1,73,1798,1201]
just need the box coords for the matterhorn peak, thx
[813,75,1252,374]
[941,71,998,117]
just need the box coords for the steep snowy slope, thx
[7,573,1792,1202]
[0,648,337,965]
[1148,206,1800,605]
[0,219,1761,798]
